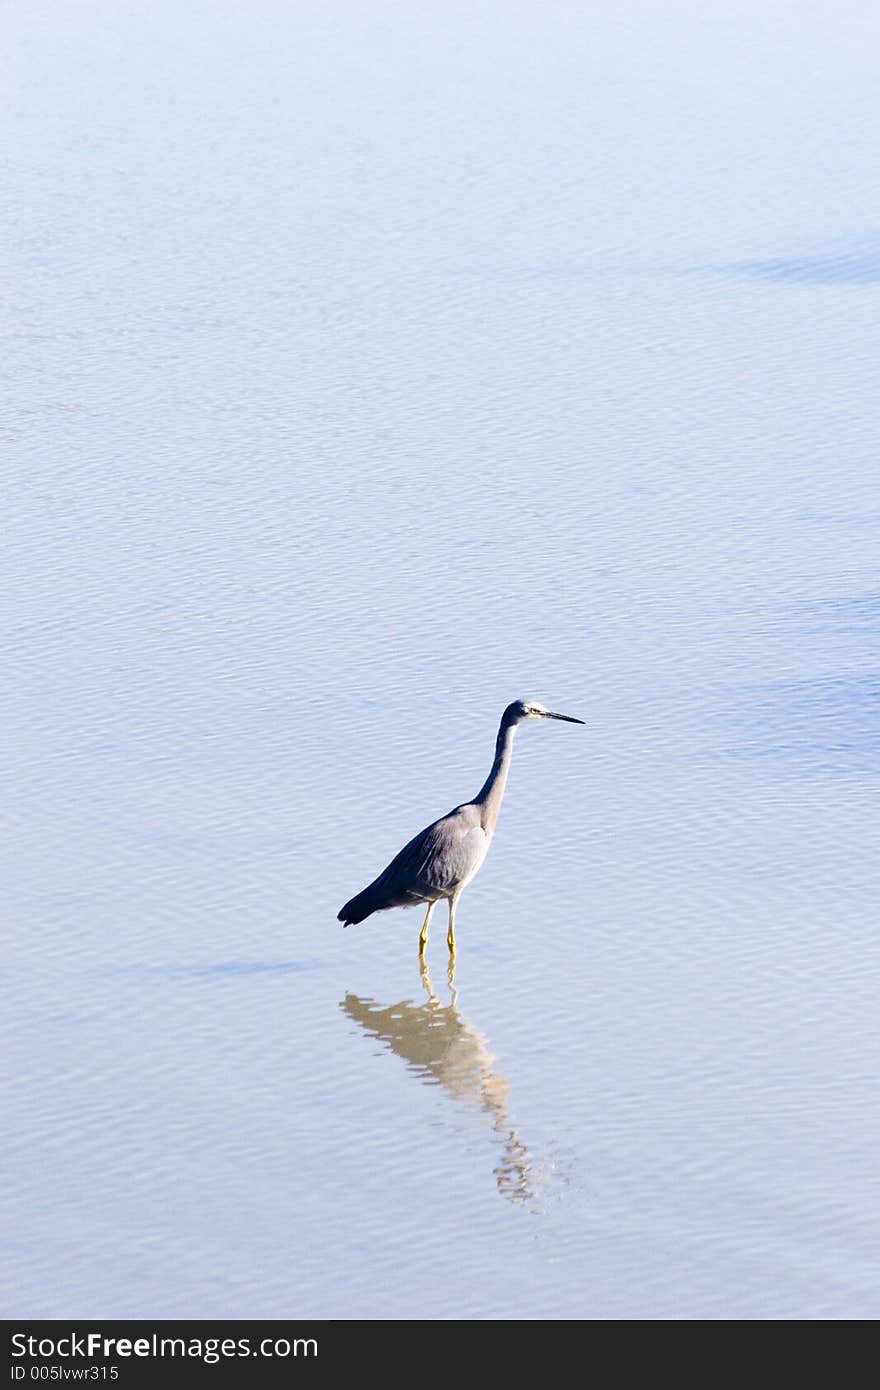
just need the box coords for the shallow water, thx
[4,0,880,1319]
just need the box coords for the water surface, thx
[3,0,879,1320]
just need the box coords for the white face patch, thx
[524,701,548,717]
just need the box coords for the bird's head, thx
[505,700,585,726]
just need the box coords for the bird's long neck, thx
[474,715,517,834]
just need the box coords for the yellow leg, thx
[447,897,457,954]
[419,901,436,953]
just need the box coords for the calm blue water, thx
[3,0,879,1319]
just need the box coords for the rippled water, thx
[4,0,879,1319]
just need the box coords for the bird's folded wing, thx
[404,814,486,896]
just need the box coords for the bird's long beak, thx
[544,710,585,724]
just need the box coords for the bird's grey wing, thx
[395,807,486,898]
[373,807,485,904]
[338,806,486,923]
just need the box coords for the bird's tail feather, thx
[338,870,423,926]
[337,885,382,926]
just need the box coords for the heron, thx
[337,700,584,953]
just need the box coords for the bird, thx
[337,700,584,954]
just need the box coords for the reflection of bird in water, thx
[342,959,536,1204]
[338,700,583,954]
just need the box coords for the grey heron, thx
[337,699,584,953]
